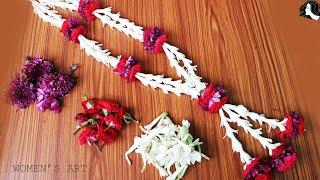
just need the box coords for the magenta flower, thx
[23,55,55,82]
[8,74,36,109]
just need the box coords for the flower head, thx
[114,56,141,82]
[143,27,167,53]
[7,74,36,109]
[55,73,77,97]
[61,18,87,43]
[198,83,228,113]
[243,158,272,180]
[35,88,61,113]
[78,0,101,21]
[79,127,98,145]
[271,144,297,172]
[280,112,305,140]
[23,55,55,82]
[97,126,119,145]
[75,97,136,150]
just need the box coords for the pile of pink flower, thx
[7,55,77,113]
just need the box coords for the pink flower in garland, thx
[143,27,167,53]
[78,0,101,21]
[271,144,297,172]
[280,112,305,140]
[114,56,141,82]
[7,74,36,109]
[198,83,228,113]
[243,158,272,180]
[61,18,87,43]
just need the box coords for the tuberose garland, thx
[30,1,305,179]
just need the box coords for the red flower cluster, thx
[243,158,272,180]
[243,144,298,179]
[198,83,228,113]
[78,0,101,21]
[61,18,87,43]
[114,56,141,82]
[143,27,167,53]
[74,97,136,150]
[271,144,297,172]
[280,112,305,140]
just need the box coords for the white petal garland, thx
[36,0,207,93]
[30,1,297,177]
[30,0,198,98]
[94,8,144,42]
[220,104,282,155]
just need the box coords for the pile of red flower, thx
[74,97,137,150]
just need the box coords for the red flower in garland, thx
[61,18,87,43]
[75,97,136,150]
[78,0,101,21]
[243,158,272,180]
[143,27,167,53]
[271,144,297,172]
[280,112,305,140]
[198,83,228,114]
[114,56,141,82]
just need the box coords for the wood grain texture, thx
[0,0,319,179]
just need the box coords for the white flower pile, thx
[125,112,208,180]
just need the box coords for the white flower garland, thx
[30,0,292,174]
[34,0,206,95]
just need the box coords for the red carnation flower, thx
[198,83,228,114]
[103,114,123,130]
[78,0,101,21]
[143,27,167,53]
[243,158,272,180]
[81,99,100,114]
[96,100,120,112]
[114,56,141,82]
[280,112,305,140]
[79,127,98,145]
[75,113,89,125]
[97,126,119,145]
[75,97,136,150]
[61,18,86,43]
[271,144,297,172]
[71,26,87,43]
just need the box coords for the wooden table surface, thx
[0,0,319,179]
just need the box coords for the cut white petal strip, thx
[78,35,120,68]
[38,0,79,11]
[223,104,287,132]
[31,0,65,28]
[125,112,208,180]
[162,43,207,94]
[94,8,144,42]
[135,73,200,99]
[219,108,253,164]
[221,104,282,155]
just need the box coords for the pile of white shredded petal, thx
[125,112,209,180]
